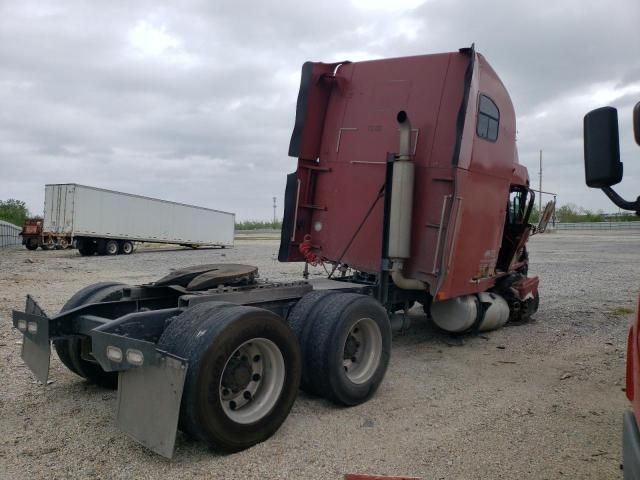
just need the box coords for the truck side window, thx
[508,191,523,224]
[477,94,499,142]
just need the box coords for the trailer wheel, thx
[103,240,119,256]
[53,282,126,388]
[120,241,134,255]
[158,302,301,452]
[77,239,96,256]
[304,293,391,406]
[286,290,340,391]
[25,238,38,250]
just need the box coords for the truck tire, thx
[77,239,96,256]
[158,302,301,452]
[25,238,38,250]
[53,282,126,388]
[120,241,134,255]
[304,293,391,406]
[286,290,340,391]
[104,240,119,256]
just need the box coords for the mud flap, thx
[115,353,188,458]
[12,296,51,384]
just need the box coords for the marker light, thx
[106,346,123,363]
[126,349,144,366]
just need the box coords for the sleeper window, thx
[477,94,499,142]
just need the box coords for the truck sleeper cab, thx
[280,45,541,325]
[12,47,542,458]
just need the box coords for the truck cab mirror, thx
[634,101,640,146]
[583,106,623,188]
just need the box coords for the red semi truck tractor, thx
[12,46,545,458]
[583,102,640,478]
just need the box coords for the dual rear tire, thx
[78,239,133,256]
[158,302,301,452]
[288,291,391,406]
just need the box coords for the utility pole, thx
[272,196,277,225]
[539,150,543,213]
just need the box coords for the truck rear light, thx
[17,319,27,332]
[106,346,123,363]
[27,321,38,334]
[627,327,635,402]
[126,349,144,366]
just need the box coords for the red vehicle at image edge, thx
[12,46,551,458]
[583,102,640,478]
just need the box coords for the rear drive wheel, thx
[53,282,126,388]
[304,293,391,406]
[25,238,38,250]
[120,241,134,255]
[158,302,301,451]
[287,290,340,391]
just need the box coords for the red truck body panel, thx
[20,218,42,236]
[282,49,533,299]
[627,294,640,409]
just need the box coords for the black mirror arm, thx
[601,186,640,214]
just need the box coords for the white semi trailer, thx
[42,184,235,255]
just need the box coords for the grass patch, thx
[610,306,635,316]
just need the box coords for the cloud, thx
[0,0,639,221]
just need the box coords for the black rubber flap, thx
[155,264,258,289]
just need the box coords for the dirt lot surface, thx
[0,231,637,479]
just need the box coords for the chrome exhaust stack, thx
[388,111,426,291]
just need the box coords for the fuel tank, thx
[430,292,510,333]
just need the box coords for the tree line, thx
[235,220,282,230]
[529,202,638,224]
[0,199,30,226]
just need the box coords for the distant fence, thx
[555,221,640,231]
[0,220,21,248]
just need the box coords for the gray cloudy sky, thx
[1,0,639,220]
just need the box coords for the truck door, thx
[496,186,534,273]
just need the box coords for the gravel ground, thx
[0,231,637,479]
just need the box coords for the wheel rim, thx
[107,242,118,255]
[219,338,285,424]
[123,242,132,254]
[342,317,382,385]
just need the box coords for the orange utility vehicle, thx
[19,218,45,250]
[13,46,546,458]
[584,101,640,479]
